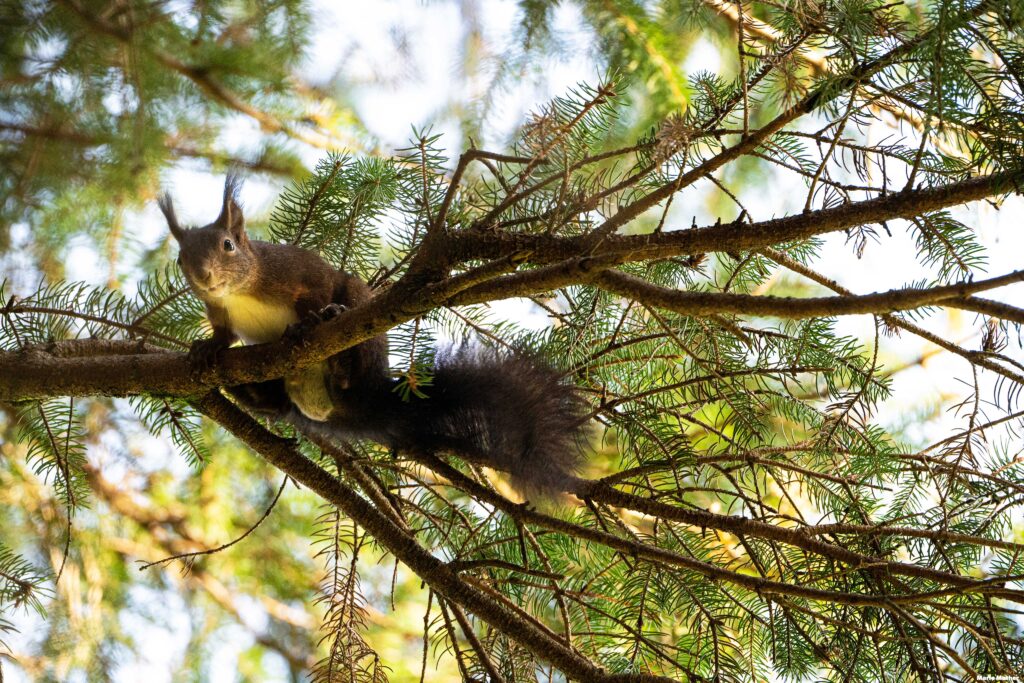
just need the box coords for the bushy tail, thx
[323,345,590,496]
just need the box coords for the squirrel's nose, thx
[199,269,213,284]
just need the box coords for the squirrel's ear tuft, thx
[217,173,246,239]
[158,193,186,242]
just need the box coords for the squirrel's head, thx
[159,174,257,300]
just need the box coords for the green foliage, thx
[391,128,450,265]
[130,265,208,349]
[15,399,89,510]
[911,211,987,282]
[128,395,209,469]
[311,508,388,683]
[389,318,437,402]
[0,541,49,615]
[0,0,311,262]
[270,153,401,280]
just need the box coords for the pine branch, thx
[2,165,1022,403]
[592,267,1024,320]
[57,0,350,152]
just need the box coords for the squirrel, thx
[159,175,588,495]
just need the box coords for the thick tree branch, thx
[566,476,1024,585]
[414,452,1024,607]
[945,296,1024,325]
[190,389,1024,657]
[760,247,1024,386]
[592,268,1024,319]
[581,0,995,242]
[2,167,1022,402]
[448,169,1024,269]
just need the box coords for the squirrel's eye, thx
[223,239,234,252]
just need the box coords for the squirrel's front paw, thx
[284,305,346,344]
[188,337,229,375]
[283,314,319,346]
[319,303,347,321]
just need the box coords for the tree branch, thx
[57,0,353,151]
[592,268,1024,319]
[193,391,675,683]
[2,167,1022,402]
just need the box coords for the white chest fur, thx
[219,295,299,345]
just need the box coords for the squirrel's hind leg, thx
[227,379,293,417]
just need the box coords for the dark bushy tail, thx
[322,345,590,496]
[403,346,590,494]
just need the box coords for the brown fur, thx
[160,175,587,497]
[160,174,388,419]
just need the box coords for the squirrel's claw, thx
[284,304,347,345]
[319,303,347,321]
[188,337,229,376]
[283,314,319,346]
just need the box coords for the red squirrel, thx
[160,175,587,494]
